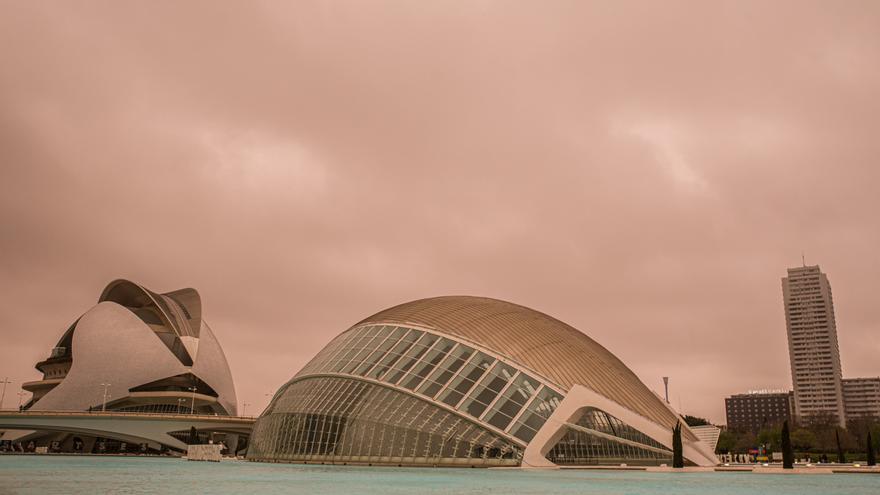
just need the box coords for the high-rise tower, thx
[782,265,845,427]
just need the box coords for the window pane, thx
[324,326,372,373]
[509,386,563,442]
[400,338,456,390]
[341,326,389,374]
[383,333,439,385]
[353,326,407,376]
[437,352,494,407]
[483,372,539,431]
[416,345,474,398]
[459,362,516,418]
[366,329,422,380]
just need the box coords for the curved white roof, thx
[357,296,679,430]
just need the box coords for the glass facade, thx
[546,407,672,466]
[248,376,522,466]
[112,404,194,414]
[252,322,677,467]
[250,324,568,465]
[288,324,563,442]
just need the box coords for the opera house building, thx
[17,279,238,452]
[248,296,717,467]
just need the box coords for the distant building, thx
[782,265,846,428]
[843,377,880,421]
[725,391,793,432]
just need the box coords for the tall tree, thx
[683,415,710,427]
[790,428,816,452]
[715,430,736,454]
[672,422,684,468]
[836,429,846,464]
[867,431,876,467]
[188,426,199,445]
[781,420,794,469]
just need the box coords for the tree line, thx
[707,414,880,462]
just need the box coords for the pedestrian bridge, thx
[0,411,254,452]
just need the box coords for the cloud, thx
[1,1,879,424]
[613,117,709,192]
[198,129,328,198]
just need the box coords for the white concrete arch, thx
[522,385,718,467]
[0,411,254,452]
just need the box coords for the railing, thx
[0,410,256,422]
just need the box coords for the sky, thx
[1,1,878,424]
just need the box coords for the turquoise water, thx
[0,457,878,495]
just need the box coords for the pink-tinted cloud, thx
[1,1,879,422]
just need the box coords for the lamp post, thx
[662,377,669,404]
[0,377,11,410]
[100,383,111,412]
[188,386,197,415]
[177,398,186,414]
[242,402,250,418]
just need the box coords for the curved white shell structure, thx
[249,296,716,467]
[24,279,237,417]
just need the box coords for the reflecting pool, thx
[0,456,878,495]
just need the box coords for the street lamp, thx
[177,398,186,414]
[100,383,111,412]
[242,402,251,418]
[188,386,197,415]
[0,377,11,410]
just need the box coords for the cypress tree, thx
[867,431,876,467]
[781,420,794,469]
[672,422,684,468]
[836,429,846,464]
[188,426,199,445]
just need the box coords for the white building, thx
[24,279,237,416]
[782,265,845,427]
[15,279,239,453]
[843,377,880,421]
[249,296,718,467]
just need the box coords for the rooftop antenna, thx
[802,251,806,267]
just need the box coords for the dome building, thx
[248,296,717,467]
[23,279,237,419]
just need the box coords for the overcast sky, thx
[1,1,878,423]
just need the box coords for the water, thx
[0,456,877,495]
